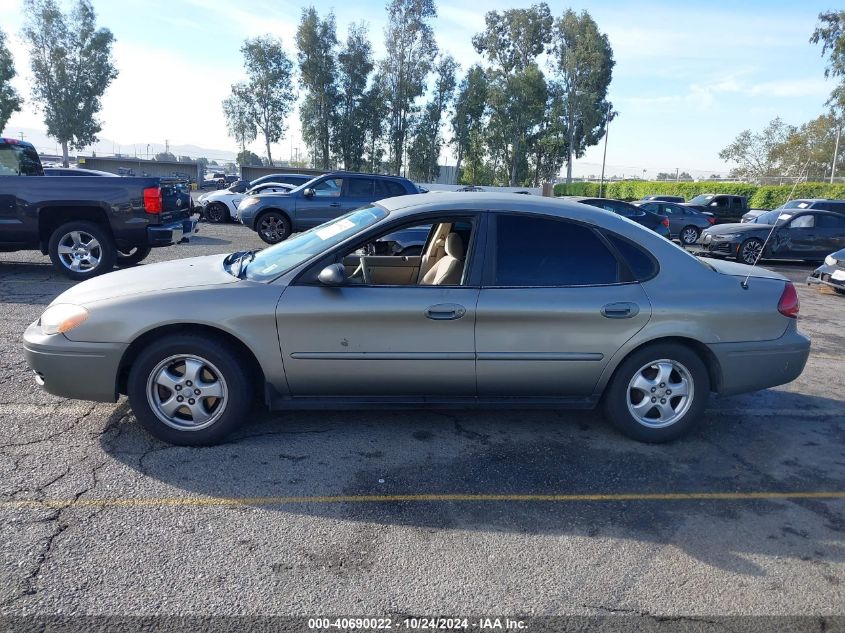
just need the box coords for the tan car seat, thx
[420,233,464,285]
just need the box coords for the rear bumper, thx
[707,321,810,396]
[147,218,198,247]
[23,322,126,403]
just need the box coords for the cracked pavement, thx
[0,220,843,619]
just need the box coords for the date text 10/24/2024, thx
[308,617,527,630]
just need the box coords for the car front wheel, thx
[127,334,253,445]
[256,211,291,244]
[603,343,710,442]
[205,202,230,223]
[738,238,763,265]
[679,225,700,245]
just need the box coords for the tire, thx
[256,211,292,244]
[116,245,152,267]
[127,334,253,445]
[603,343,710,443]
[48,221,117,280]
[737,238,763,266]
[679,225,700,246]
[204,202,230,224]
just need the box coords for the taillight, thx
[778,282,799,318]
[707,216,716,225]
[143,186,162,214]
[662,217,670,227]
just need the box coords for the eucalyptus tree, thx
[336,22,374,170]
[408,54,457,182]
[22,0,117,166]
[0,28,22,132]
[222,84,257,156]
[450,64,488,183]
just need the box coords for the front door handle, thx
[425,303,466,320]
[329,202,342,208]
[601,302,640,319]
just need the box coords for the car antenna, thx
[740,157,811,289]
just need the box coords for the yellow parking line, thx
[1,491,844,510]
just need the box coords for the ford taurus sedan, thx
[23,194,810,446]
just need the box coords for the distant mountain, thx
[0,126,237,162]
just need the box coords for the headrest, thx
[445,232,463,259]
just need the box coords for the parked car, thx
[684,194,750,224]
[741,208,772,223]
[198,182,295,223]
[23,193,810,446]
[634,200,715,245]
[807,247,845,294]
[699,208,845,265]
[641,195,685,203]
[567,196,671,239]
[457,185,485,192]
[370,224,431,256]
[44,167,120,177]
[237,172,420,243]
[201,172,226,189]
[777,198,845,214]
[0,138,196,279]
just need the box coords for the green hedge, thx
[553,180,845,209]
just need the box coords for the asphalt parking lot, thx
[0,218,843,621]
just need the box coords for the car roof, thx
[376,192,636,224]
[324,170,411,181]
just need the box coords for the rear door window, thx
[0,143,43,176]
[377,179,408,197]
[818,214,845,228]
[492,214,622,286]
[347,177,375,197]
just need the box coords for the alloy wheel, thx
[626,359,694,429]
[681,227,699,245]
[56,230,102,273]
[259,215,285,242]
[146,355,228,431]
[741,240,763,265]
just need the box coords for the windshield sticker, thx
[316,218,356,240]
[778,213,792,221]
[797,202,810,208]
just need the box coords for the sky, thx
[0,0,838,178]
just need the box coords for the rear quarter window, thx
[604,233,658,280]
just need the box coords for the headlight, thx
[826,254,838,267]
[715,233,739,239]
[40,304,89,335]
[239,196,260,208]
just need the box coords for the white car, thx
[198,182,294,223]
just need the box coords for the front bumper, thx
[707,320,810,396]
[23,322,127,403]
[807,264,845,291]
[698,233,741,257]
[147,218,198,247]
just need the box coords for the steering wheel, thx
[351,256,372,284]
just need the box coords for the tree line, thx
[223,0,615,186]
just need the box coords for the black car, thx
[700,208,845,265]
[634,200,716,244]
[567,197,671,239]
[807,247,845,294]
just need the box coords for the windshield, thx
[243,206,388,281]
[783,200,814,209]
[688,194,714,205]
[755,210,794,225]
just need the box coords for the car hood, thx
[827,247,845,260]
[704,257,788,281]
[51,254,238,306]
[703,222,765,235]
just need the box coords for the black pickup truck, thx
[0,138,197,279]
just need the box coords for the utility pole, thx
[18,132,25,141]
[599,105,612,198]
[831,121,842,184]
[675,167,680,182]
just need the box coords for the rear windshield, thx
[0,143,43,176]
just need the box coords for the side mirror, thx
[303,187,315,198]
[318,263,346,286]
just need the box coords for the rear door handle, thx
[601,302,639,319]
[425,303,466,320]
[329,202,342,207]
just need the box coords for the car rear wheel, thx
[679,225,700,245]
[116,245,152,267]
[205,202,230,223]
[127,335,253,445]
[603,343,710,442]
[48,221,117,280]
[256,211,291,244]
[738,238,763,265]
